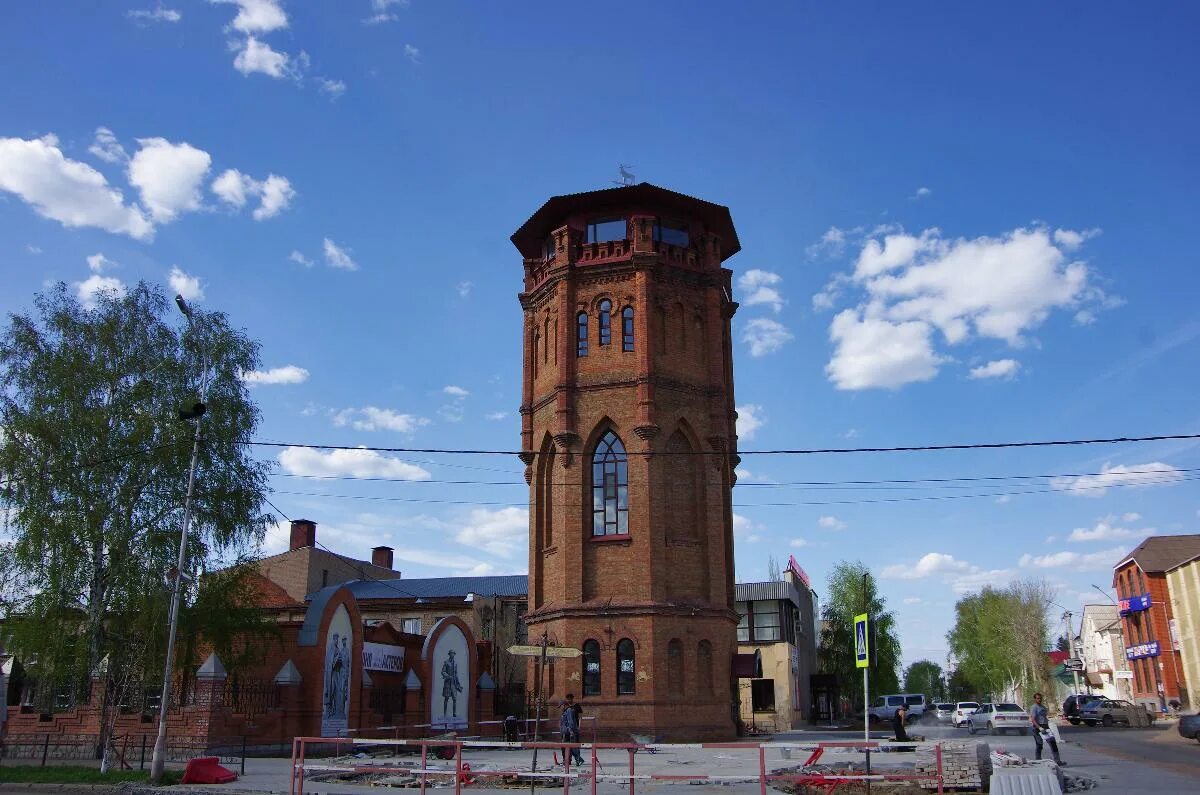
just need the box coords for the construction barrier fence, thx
[289,735,946,795]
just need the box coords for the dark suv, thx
[1063,694,1103,725]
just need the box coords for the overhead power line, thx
[248,432,1200,457]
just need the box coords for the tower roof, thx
[511,182,740,261]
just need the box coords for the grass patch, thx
[0,765,181,784]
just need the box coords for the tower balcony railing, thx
[655,239,701,267]
[578,238,630,262]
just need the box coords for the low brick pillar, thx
[274,660,304,742]
[192,653,228,752]
[404,670,423,736]
[476,672,496,733]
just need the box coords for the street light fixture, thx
[149,295,208,784]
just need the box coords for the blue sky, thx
[2,1,1198,667]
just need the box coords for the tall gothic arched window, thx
[592,431,628,536]
[598,299,612,346]
[577,312,588,357]
[616,638,636,695]
[582,639,601,696]
[622,306,634,351]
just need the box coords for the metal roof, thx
[510,182,741,261]
[345,574,529,601]
[1115,534,1200,574]
[735,581,803,608]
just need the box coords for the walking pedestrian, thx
[559,693,584,766]
[1029,693,1064,765]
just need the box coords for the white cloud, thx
[1052,462,1185,497]
[88,127,128,163]
[732,513,761,543]
[1053,227,1101,251]
[1122,512,1141,522]
[736,404,764,441]
[826,310,945,390]
[807,225,854,259]
[454,507,528,558]
[742,317,793,357]
[213,0,288,34]
[168,265,204,301]
[1019,546,1126,571]
[817,515,847,530]
[254,174,295,219]
[882,552,971,580]
[438,404,465,423]
[128,4,181,24]
[969,358,1021,380]
[0,135,153,240]
[824,224,1118,389]
[404,44,421,64]
[231,36,295,78]
[364,0,409,25]
[333,407,429,433]
[456,280,472,298]
[128,138,211,223]
[278,446,431,480]
[485,412,508,421]
[996,495,1012,504]
[75,274,127,310]
[737,269,786,313]
[443,385,469,397]
[26,244,42,254]
[316,77,347,99]
[211,168,254,208]
[1068,517,1154,543]
[87,252,116,273]
[790,538,809,548]
[289,250,314,268]
[324,237,358,270]
[241,365,309,385]
[949,568,1014,594]
[909,186,931,200]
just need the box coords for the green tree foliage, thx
[946,580,1055,702]
[903,659,945,700]
[0,283,272,715]
[817,561,901,707]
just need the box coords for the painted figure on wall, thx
[442,649,463,716]
[321,605,353,736]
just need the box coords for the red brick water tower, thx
[512,183,742,739]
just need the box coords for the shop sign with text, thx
[1119,593,1152,616]
[1126,641,1160,660]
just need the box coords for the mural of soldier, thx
[441,648,463,717]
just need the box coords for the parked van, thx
[867,693,927,723]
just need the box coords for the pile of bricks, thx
[913,741,987,790]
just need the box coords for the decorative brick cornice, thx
[632,423,660,441]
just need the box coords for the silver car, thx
[967,702,1030,735]
[934,702,956,722]
[952,701,979,727]
[1078,698,1156,727]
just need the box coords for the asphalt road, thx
[1058,722,1199,778]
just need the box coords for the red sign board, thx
[787,555,811,589]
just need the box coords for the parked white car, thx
[967,702,1030,735]
[952,701,979,727]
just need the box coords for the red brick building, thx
[1112,535,1200,711]
[512,183,742,740]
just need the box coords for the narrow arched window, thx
[622,306,634,351]
[577,312,588,357]
[543,319,550,364]
[667,639,683,698]
[583,639,601,696]
[617,638,636,695]
[592,431,628,536]
[697,640,713,697]
[531,329,540,379]
[598,299,612,346]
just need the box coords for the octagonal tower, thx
[512,183,741,740]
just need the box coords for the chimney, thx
[372,546,394,570]
[290,519,316,551]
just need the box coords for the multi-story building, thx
[1079,604,1130,701]
[1112,535,1200,711]
[1165,551,1200,712]
[513,182,743,740]
[734,558,819,731]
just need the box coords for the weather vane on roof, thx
[614,164,636,187]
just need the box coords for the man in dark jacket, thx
[893,703,910,741]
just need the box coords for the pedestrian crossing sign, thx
[854,613,869,669]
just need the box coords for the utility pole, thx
[150,296,207,784]
[529,630,550,795]
[1064,611,1082,696]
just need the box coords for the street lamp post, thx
[149,295,208,784]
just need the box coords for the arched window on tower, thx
[667,638,683,698]
[697,640,714,697]
[582,639,601,696]
[598,299,612,346]
[577,312,588,357]
[616,638,636,695]
[531,329,540,379]
[622,306,634,351]
[592,431,629,536]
